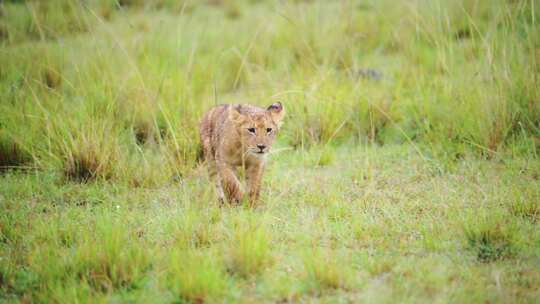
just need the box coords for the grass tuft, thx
[42,66,62,90]
[133,121,158,146]
[64,145,113,182]
[509,188,540,223]
[0,133,31,172]
[226,221,273,277]
[70,217,151,292]
[315,147,335,166]
[62,133,118,183]
[166,249,227,303]
[464,216,516,263]
[302,248,350,291]
[169,210,217,248]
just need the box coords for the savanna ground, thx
[0,0,539,303]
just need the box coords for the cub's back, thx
[199,105,232,159]
[200,105,229,138]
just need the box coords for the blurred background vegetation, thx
[0,0,538,185]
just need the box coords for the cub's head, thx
[229,102,285,157]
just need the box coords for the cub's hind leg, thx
[209,162,225,205]
[199,118,224,204]
[201,149,225,205]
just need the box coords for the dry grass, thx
[0,133,31,172]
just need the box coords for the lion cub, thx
[199,102,285,206]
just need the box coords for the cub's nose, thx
[256,144,266,151]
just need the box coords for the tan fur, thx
[199,102,285,206]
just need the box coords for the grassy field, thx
[1,0,539,302]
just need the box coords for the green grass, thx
[167,248,228,303]
[226,217,273,277]
[0,0,539,302]
[1,147,539,302]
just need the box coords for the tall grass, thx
[0,0,537,183]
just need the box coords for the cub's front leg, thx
[217,161,244,204]
[246,162,265,207]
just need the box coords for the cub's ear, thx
[228,104,245,124]
[267,102,285,126]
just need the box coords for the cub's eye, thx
[266,128,273,133]
[247,128,256,134]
